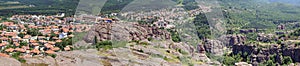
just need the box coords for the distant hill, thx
[269,0,300,6]
[0,0,79,17]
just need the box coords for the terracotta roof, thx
[51,47,60,51]
[22,46,30,50]
[56,40,62,42]
[2,22,14,26]
[44,43,54,48]
[64,46,71,51]
[0,42,7,47]
[62,28,69,33]
[32,43,39,46]
[5,48,14,52]
[30,40,37,43]
[14,42,20,46]
[48,41,56,45]
[39,40,47,43]
[28,25,38,28]
[45,50,55,54]
[31,49,40,54]
[0,53,10,57]
[23,35,31,39]
[4,32,17,36]
[18,24,26,29]
[54,32,59,34]
[15,48,26,52]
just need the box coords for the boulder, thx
[0,57,21,66]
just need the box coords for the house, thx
[15,48,26,52]
[0,37,8,42]
[0,43,7,49]
[2,22,14,26]
[45,50,55,54]
[59,32,68,39]
[31,48,40,54]
[5,48,14,52]
[0,53,10,57]
[13,42,20,46]
[64,46,71,51]
[12,36,20,42]
[51,47,60,51]
[23,35,31,42]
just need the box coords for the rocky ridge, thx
[84,22,171,43]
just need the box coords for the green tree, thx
[283,56,293,65]
[19,41,28,46]
[18,33,25,38]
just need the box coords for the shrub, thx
[49,54,57,58]
[283,56,293,65]
[95,41,113,50]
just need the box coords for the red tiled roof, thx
[32,43,39,46]
[64,46,71,51]
[0,53,10,57]
[48,41,56,45]
[5,48,14,52]
[15,48,26,52]
[44,43,54,48]
[14,42,20,46]
[2,22,14,26]
[62,28,69,33]
[31,49,40,54]
[30,40,37,43]
[23,35,31,39]
[45,50,55,54]
[0,42,7,47]
[51,47,60,51]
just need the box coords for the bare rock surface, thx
[84,22,171,43]
[204,39,225,56]
[20,40,221,66]
[0,57,21,66]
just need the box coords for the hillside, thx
[0,0,79,16]
[1,0,300,66]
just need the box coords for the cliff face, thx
[84,22,171,43]
[232,43,300,64]
[227,34,247,46]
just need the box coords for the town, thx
[0,14,116,60]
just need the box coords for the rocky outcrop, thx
[204,39,225,56]
[84,22,171,43]
[232,42,300,64]
[257,33,276,42]
[0,57,21,66]
[227,34,246,46]
[235,62,252,66]
[24,56,56,66]
[21,40,219,66]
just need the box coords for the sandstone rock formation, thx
[227,34,246,46]
[0,57,21,66]
[20,41,219,66]
[84,22,171,43]
[232,42,300,65]
[204,39,225,56]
